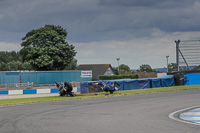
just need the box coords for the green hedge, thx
[99,74,139,80]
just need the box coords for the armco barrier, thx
[0,87,80,95]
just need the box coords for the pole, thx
[175,40,180,71]
[178,49,191,70]
[166,56,169,73]
[116,58,120,72]
[20,70,21,83]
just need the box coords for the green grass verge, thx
[1,85,200,106]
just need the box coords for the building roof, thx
[77,64,113,80]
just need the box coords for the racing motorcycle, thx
[55,80,75,97]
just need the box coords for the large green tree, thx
[20,25,76,70]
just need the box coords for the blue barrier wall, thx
[124,79,138,90]
[23,89,37,94]
[0,87,81,95]
[80,75,175,93]
[80,82,90,93]
[123,78,151,90]
[160,75,175,87]
[138,78,151,89]
[0,90,8,95]
[186,73,200,85]
[151,78,161,88]
[0,71,92,85]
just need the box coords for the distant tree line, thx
[113,64,156,75]
[0,51,32,71]
[114,63,200,74]
[0,51,77,71]
[113,63,182,74]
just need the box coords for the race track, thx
[1,89,200,133]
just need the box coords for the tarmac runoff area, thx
[0,93,59,99]
[2,89,200,132]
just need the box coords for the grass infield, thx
[0,85,200,106]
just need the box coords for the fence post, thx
[175,40,180,71]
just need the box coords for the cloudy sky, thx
[1,0,200,69]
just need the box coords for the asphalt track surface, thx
[1,89,200,133]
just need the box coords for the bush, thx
[99,74,139,80]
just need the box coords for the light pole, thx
[166,55,169,73]
[116,58,120,72]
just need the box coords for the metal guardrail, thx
[32,84,56,89]
[0,82,34,90]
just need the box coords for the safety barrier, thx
[0,87,80,95]
[80,75,175,93]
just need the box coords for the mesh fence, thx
[0,82,80,91]
[0,71,86,90]
[0,83,32,90]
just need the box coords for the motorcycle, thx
[55,80,75,97]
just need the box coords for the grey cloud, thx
[98,0,196,8]
[0,0,200,44]
[98,0,159,7]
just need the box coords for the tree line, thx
[0,51,77,71]
[113,63,179,74]
[0,51,31,71]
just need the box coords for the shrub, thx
[99,74,139,80]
